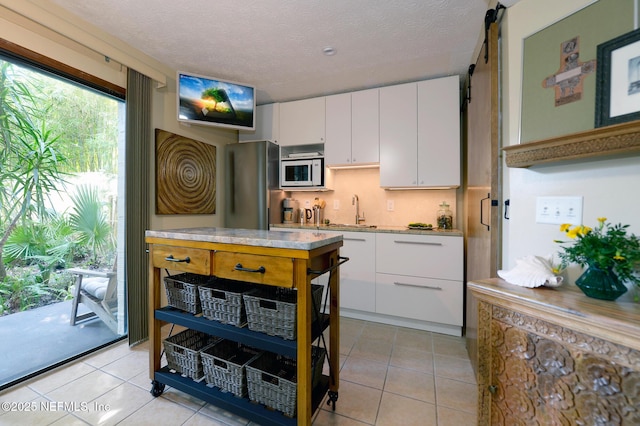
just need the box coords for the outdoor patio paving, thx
[0,300,124,390]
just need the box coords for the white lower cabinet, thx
[272,227,463,335]
[375,274,462,326]
[375,233,463,281]
[274,228,374,312]
[338,232,375,312]
[375,233,463,329]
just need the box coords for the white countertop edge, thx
[145,227,343,250]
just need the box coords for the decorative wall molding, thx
[503,120,640,168]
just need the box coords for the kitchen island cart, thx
[145,227,343,425]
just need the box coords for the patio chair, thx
[68,261,118,334]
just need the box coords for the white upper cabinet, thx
[279,97,326,146]
[325,93,352,165]
[325,89,379,166]
[351,88,379,165]
[379,82,418,187]
[238,103,280,143]
[417,76,460,187]
[379,76,460,188]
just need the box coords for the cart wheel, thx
[326,390,338,411]
[150,380,165,397]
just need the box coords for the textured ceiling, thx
[48,0,519,105]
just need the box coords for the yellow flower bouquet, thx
[555,218,640,300]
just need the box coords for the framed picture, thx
[595,27,640,127]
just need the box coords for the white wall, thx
[502,0,640,283]
[149,77,237,231]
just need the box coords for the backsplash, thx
[287,167,458,228]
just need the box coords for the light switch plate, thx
[333,199,340,210]
[535,196,583,225]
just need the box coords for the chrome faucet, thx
[352,194,365,224]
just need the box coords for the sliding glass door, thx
[0,53,126,390]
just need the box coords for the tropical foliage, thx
[0,59,120,314]
[0,61,69,281]
[69,184,115,265]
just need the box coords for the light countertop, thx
[145,227,343,250]
[271,223,463,237]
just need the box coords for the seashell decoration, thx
[498,255,564,288]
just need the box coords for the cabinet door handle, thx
[234,263,266,274]
[164,255,191,263]
[488,385,497,395]
[393,240,442,246]
[394,281,442,290]
[344,237,366,242]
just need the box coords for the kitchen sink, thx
[326,223,377,229]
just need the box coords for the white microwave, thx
[281,157,324,187]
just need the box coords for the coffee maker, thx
[282,198,298,224]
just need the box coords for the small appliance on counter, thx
[298,208,310,225]
[282,198,299,223]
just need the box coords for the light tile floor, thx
[0,318,477,425]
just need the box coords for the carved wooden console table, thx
[467,278,640,425]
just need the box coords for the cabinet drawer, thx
[214,251,294,287]
[375,273,462,326]
[152,245,211,275]
[376,233,462,280]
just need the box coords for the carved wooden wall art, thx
[155,129,216,214]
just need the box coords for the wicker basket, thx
[242,285,323,340]
[201,340,262,398]
[163,329,220,381]
[246,346,326,418]
[164,273,214,314]
[199,278,255,327]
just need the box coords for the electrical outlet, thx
[333,199,340,210]
[535,196,583,225]
[304,200,311,208]
[387,200,394,211]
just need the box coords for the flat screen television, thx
[177,71,255,131]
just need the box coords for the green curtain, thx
[125,68,151,345]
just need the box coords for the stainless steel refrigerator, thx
[224,141,284,230]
